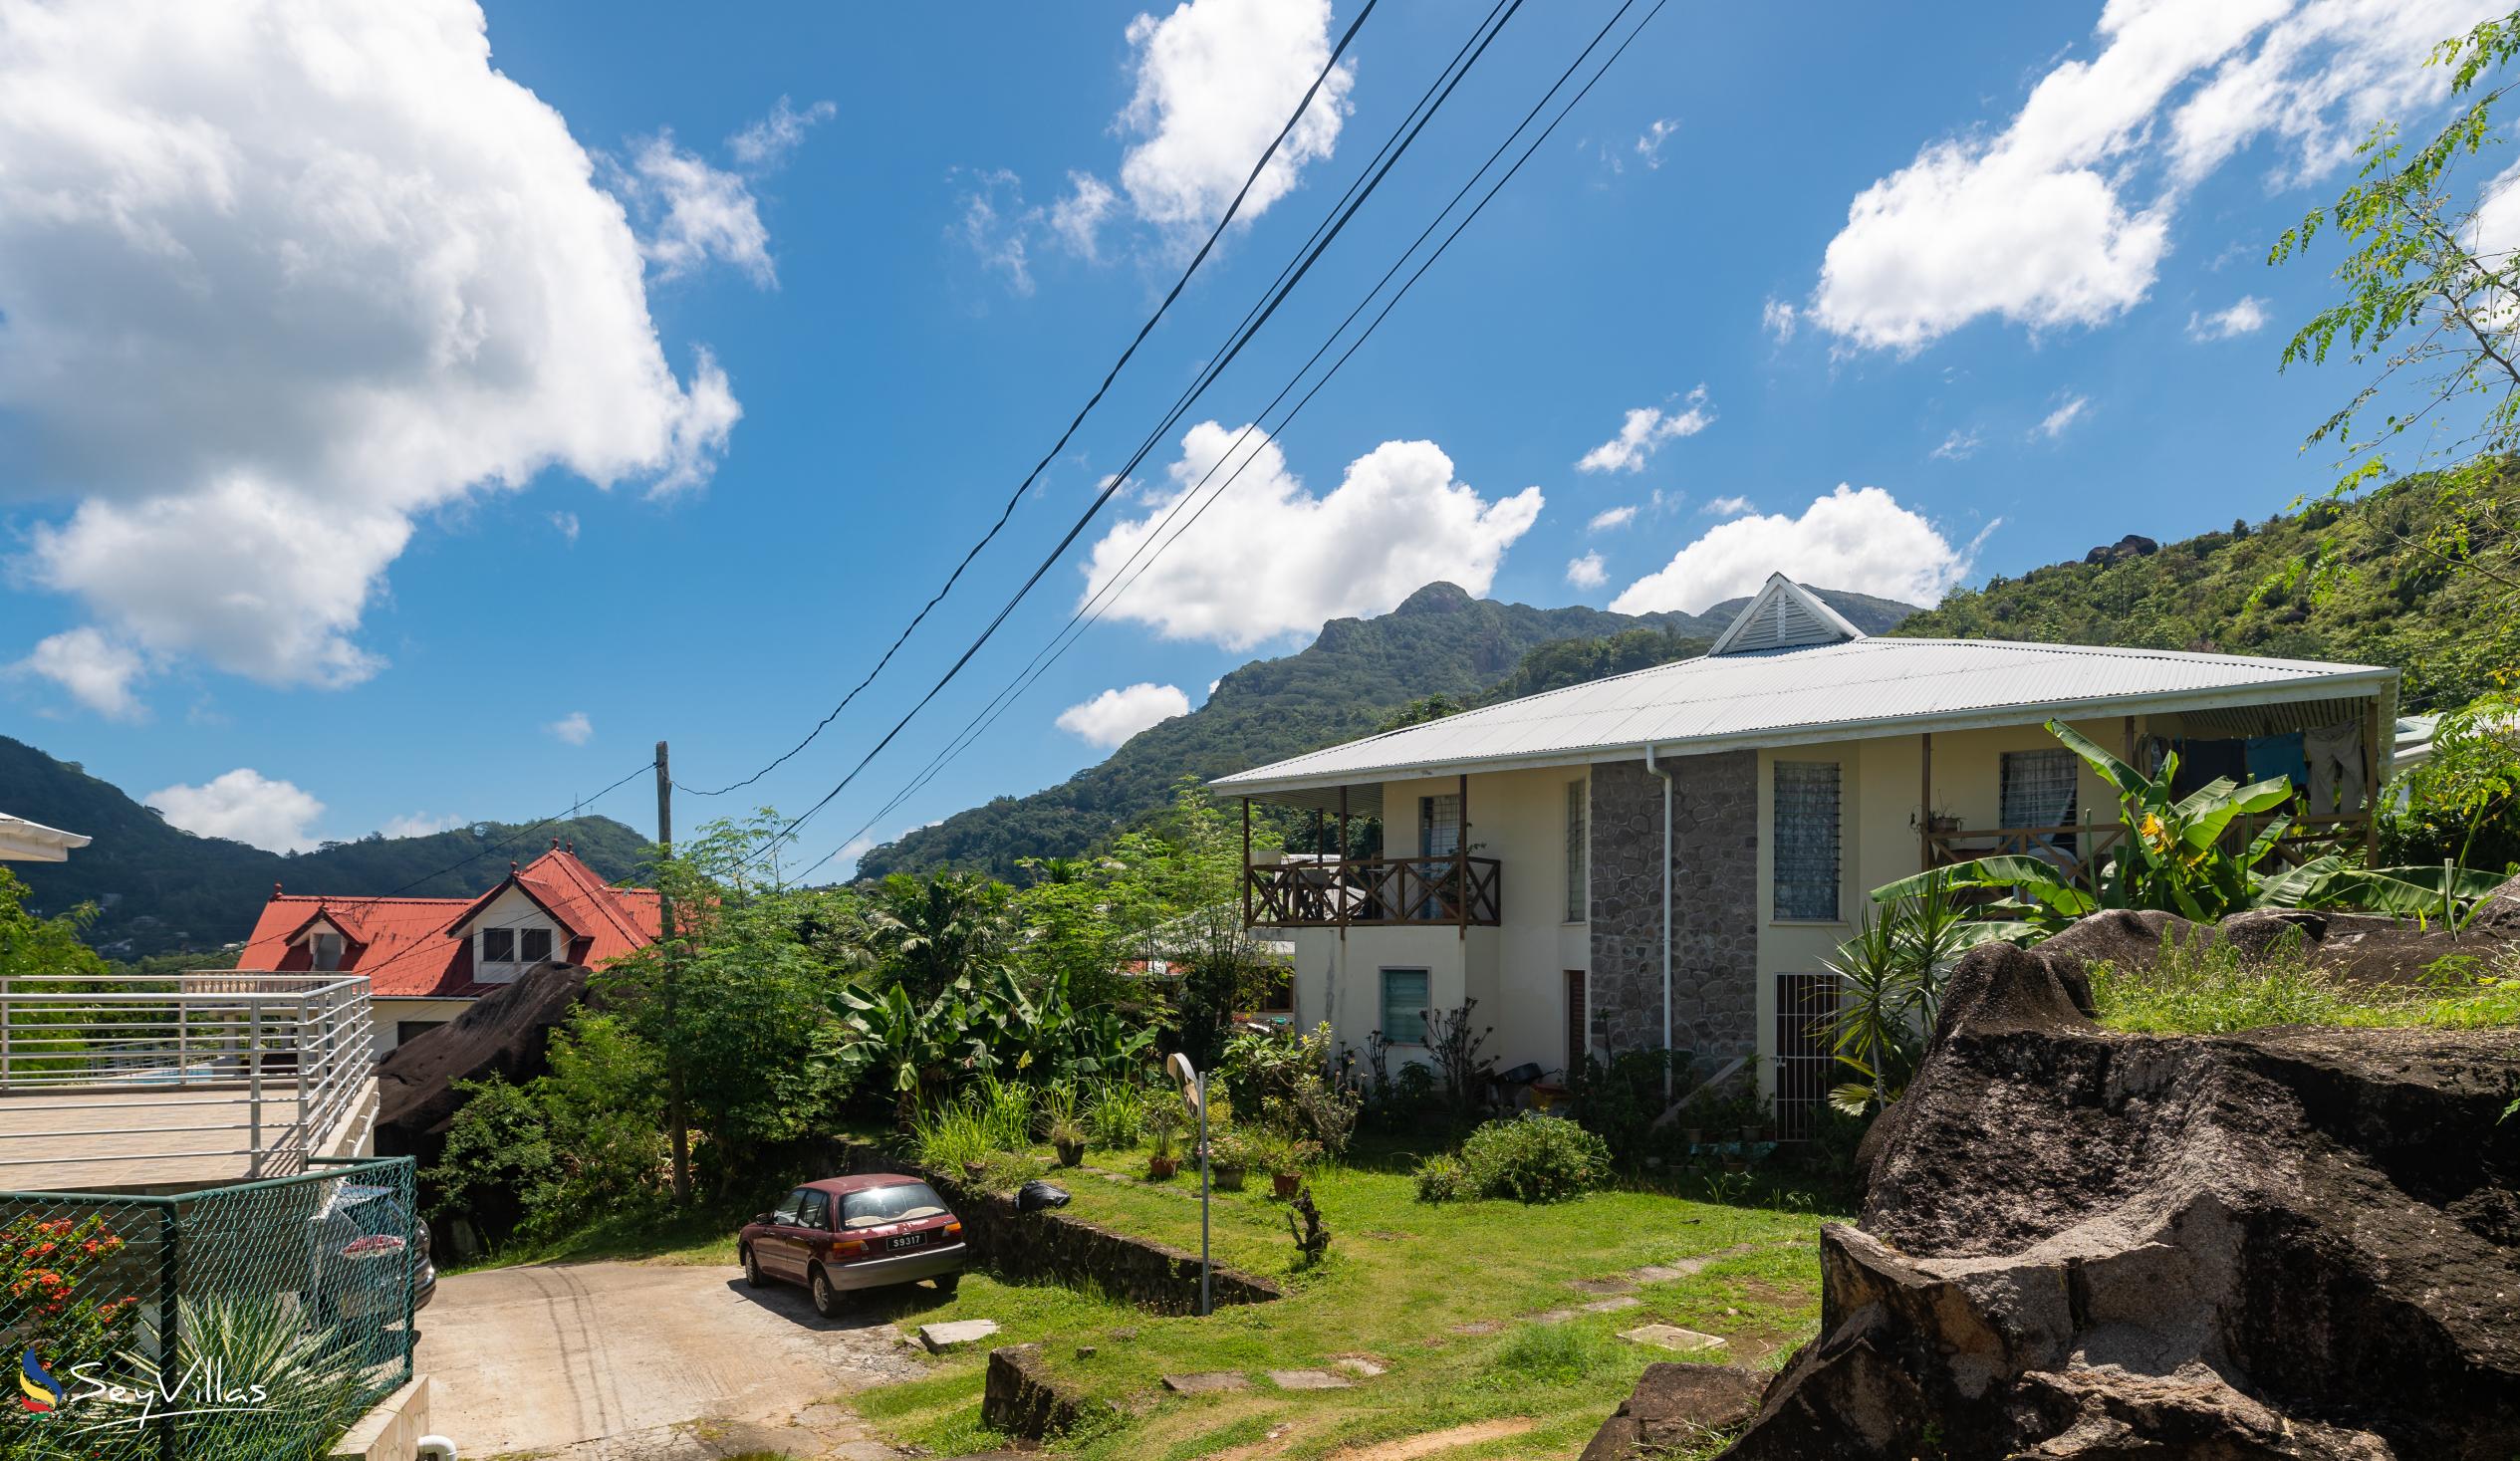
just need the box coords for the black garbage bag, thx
[1016,1179,1071,1212]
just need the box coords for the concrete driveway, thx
[417,1261,925,1460]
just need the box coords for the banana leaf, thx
[2314,863,2510,918]
[1874,855,2100,919]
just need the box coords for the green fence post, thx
[157,1202,178,1461]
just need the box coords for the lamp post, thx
[1167,1052,1211,1317]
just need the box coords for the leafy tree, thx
[596,813,861,1197]
[424,1076,559,1237]
[1381,693,1465,732]
[2271,7,2520,682]
[0,867,108,984]
[2385,691,2520,870]
[866,870,1014,1002]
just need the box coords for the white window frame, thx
[1379,967,1431,1046]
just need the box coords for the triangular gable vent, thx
[1709,574,1866,655]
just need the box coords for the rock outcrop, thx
[376,963,588,1135]
[1720,922,2520,1459]
[1581,1363,1767,1460]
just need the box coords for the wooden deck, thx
[0,1079,378,1194]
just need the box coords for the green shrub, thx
[1412,1153,1471,1203]
[1480,1322,1622,1388]
[1085,1082,1147,1149]
[911,1103,990,1171]
[1458,1115,1615,1203]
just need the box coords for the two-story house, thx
[237,842,660,1053]
[1214,575,2395,1133]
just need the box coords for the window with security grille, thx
[1773,761,1842,921]
[520,927,554,963]
[2002,748,2081,829]
[481,926,515,962]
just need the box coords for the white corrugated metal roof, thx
[1212,636,2394,800]
[0,812,90,862]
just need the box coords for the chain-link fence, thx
[0,1155,418,1461]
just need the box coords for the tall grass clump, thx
[1085,1082,1147,1149]
[2090,935,2520,1034]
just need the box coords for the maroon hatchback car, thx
[740,1174,967,1317]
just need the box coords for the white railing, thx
[0,972,373,1182]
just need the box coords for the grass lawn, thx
[847,1138,1844,1460]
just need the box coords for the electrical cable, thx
[739,0,1542,869]
[786,0,1671,883]
[676,0,1379,800]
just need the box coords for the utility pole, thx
[657,740,689,1204]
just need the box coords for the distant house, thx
[1216,574,2397,1136]
[237,843,660,1053]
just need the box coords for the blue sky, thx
[0,0,2501,871]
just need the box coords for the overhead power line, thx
[742,0,1540,869]
[677,0,1380,802]
[788,0,1672,884]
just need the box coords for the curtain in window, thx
[2001,749,2080,829]
[1565,779,1588,922]
[1773,762,1841,921]
[1381,968,1430,1044]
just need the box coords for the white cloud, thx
[1761,298,1799,342]
[1056,681,1192,748]
[1613,485,1988,613]
[380,812,464,839]
[0,0,741,713]
[1566,552,1609,590]
[551,511,581,544]
[1700,495,1755,517]
[1930,428,1982,461]
[1576,386,1715,473]
[2036,394,2091,439]
[1082,422,1543,649]
[546,711,594,745]
[16,627,148,720]
[623,133,774,286]
[1587,505,1638,533]
[1049,172,1120,261]
[1810,0,2499,352]
[2186,295,2270,340]
[954,168,1036,296]
[1116,0,1355,235]
[1635,119,1679,169]
[146,769,327,853]
[728,96,835,169]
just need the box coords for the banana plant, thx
[1878,718,2506,933]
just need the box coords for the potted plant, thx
[1146,1101,1184,1180]
[1258,1132,1320,1199]
[1208,1129,1252,1191]
[1040,1081,1088,1168]
[1048,1113,1089,1168]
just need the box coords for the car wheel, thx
[810,1265,845,1319]
[742,1245,767,1289]
[933,1272,960,1298]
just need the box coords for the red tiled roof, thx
[236,848,657,998]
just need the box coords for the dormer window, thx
[311,931,345,972]
[478,925,555,969]
[520,928,553,963]
[482,927,515,962]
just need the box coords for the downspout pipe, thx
[1644,744,1675,1102]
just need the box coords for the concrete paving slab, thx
[1333,1356,1387,1378]
[1162,1371,1251,1394]
[1583,1296,1642,1314]
[1618,1324,1729,1353]
[917,1319,1002,1352]
[1268,1369,1355,1391]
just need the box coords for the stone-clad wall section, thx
[1588,753,1759,1064]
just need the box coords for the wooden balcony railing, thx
[1923,813,2374,893]
[1245,854,1502,929]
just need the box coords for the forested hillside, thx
[855,582,1913,881]
[2,736,649,957]
[1891,482,2504,711]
